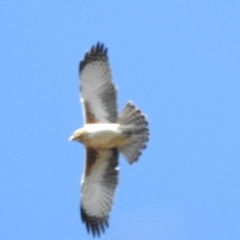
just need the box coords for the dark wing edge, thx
[81,148,119,237]
[79,42,118,123]
[81,207,109,237]
[79,42,108,74]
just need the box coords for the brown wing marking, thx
[79,43,117,124]
[85,148,99,176]
[81,148,119,237]
[84,101,98,124]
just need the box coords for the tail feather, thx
[117,102,149,164]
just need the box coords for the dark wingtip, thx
[81,206,109,237]
[79,42,108,73]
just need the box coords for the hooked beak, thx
[69,128,83,142]
[69,132,77,141]
[69,129,82,142]
[68,135,74,141]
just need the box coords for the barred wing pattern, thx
[79,43,117,124]
[81,148,119,237]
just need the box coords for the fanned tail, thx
[117,102,149,164]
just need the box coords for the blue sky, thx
[1,1,240,239]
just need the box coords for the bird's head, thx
[69,128,84,142]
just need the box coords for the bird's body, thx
[69,43,149,237]
[70,123,131,148]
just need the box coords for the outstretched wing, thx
[81,148,119,237]
[79,43,117,124]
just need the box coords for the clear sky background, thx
[1,1,240,239]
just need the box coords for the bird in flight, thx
[69,43,149,237]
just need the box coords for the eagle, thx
[69,43,149,237]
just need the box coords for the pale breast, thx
[82,124,130,148]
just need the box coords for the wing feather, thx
[81,148,119,237]
[80,43,117,123]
